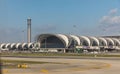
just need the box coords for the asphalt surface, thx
[1,56,120,74]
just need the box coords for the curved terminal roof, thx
[10,43,16,48]
[98,37,107,46]
[16,43,22,48]
[70,35,80,45]
[79,36,90,46]
[57,34,69,47]
[112,38,120,46]
[89,36,99,46]
[0,43,6,48]
[22,43,27,48]
[106,38,114,46]
[27,43,33,48]
[37,34,69,47]
[5,43,11,48]
[1,43,38,49]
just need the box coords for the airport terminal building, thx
[35,33,120,53]
[1,33,120,53]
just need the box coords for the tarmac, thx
[1,56,120,74]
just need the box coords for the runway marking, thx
[2,69,9,73]
[40,69,49,74]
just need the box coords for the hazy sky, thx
[0,0,120,43]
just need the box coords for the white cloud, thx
[99,8,120,35]
[109,8,118,15]
[100,15,120,25]
[100,8,120,26]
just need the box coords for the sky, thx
[0,0,120,43]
